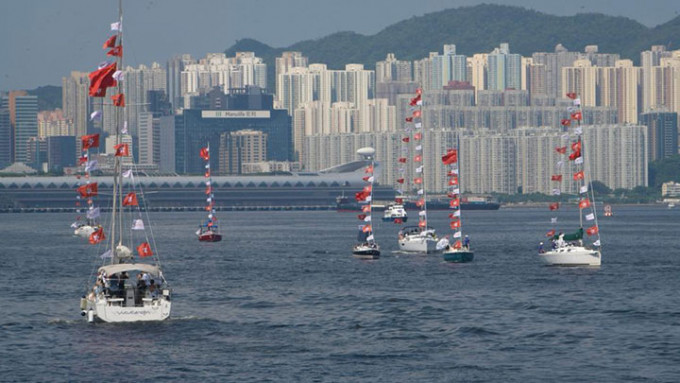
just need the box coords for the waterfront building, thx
[639,111,679,160]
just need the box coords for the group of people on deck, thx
[538,232,584,253]
[90,270,160,302]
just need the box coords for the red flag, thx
[363,185,372,193]
[81,134,100,150]
[555,146,567,154]
[111,93,125,107]
[205,186,212,195]
[357,214,367,220]
[453,240,462,249]
[394,218,403,224]
[200,147,210,161]
[77,183,98,197]
[416,199,425,207]
[402,137,410,143]
[79,156,88,165]
[416,88,422,95]
[579,198,591,209]
[551,175,562,182]
[448,177,458,186]
[137,242,153,257]
[106,45,123,57]
[573,171,584,180]
[89,227,105,245]
[414,132,422,140]
[114,143,129,156]
[102,35,117,49]
[571,111,582,121]
[205,204,213,211]
[566,92,577,99]
[561,119,571,126]
[355,191,369,201]
[546,229,556,237]
[442,149,458,165]
[88,62,117,97]
[365,165,374,174]
[122,192,138,206]
[362,176,370,182]
[395,198,403,204]
[549,202,560,211]
[362,205,371,213]
[569,150,581,161]
[205,171,210,178]
[412,110,421,118]
[450,198,459,208]
[409,94,421,106]
[397,178,405,184]
[362,224,372,233]
[586,226,599,236]
[571,141,581,152]
[414,177,422,184]
[450,220,460,229]
[414,154,422,162]
[418,220,427,228]
[405,117,413,122]
[398,157,407,163]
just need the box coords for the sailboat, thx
[80,2,171,322]
[538,92,601,266]
[352,147,380,259]
[197,144,221,242]
[397,88,439,253]
[439,147,474,263]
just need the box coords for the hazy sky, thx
[1,0,679,91]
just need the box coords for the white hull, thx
[88,296,171,323]
[398,232,439,253]
[74,225,96,238]
[539,246,601,266]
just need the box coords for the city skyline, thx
[2,0,680,90]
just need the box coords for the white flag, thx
[132,219,145,230]
[121,121,128,135]
[90,110,102,121]
[552,188,561,196]
[414,122,422,129]
[453,231,462,238]
[452,188,460,194]
[207,197,212,203]
[205,180,211,186]
[110,21,122,31]
[122,169,133,178]
[397,189,403,194]
[417,189,424,195]
[205,163,210,169]
[561,134,569,140]
[86,207,100,219]
[98,61,110,69]
[85,160,99,172]
[580,185,588,194]
[593,240,601,246]
[556,161,564,169]
[551,217,557,224]
[416,166,423,173]
[586,213,595,221]
[575,127,583,135]
[418,210,427,216]
[450,167,459,174]
[364,216,372,222]
[70,222,79,229]
[417,99,422,106]
[436,238,449,250]
[195,228,202,236]
[366,234,374,241]
[573,98,581,106]
[100,249,113,259]
[112,70,124,82]
[452,210,461,217]
[367,176,374,183]
[415,145,422,151]
[575,156,583,164]
[365,196,372,202]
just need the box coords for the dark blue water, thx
[1,206,679,382]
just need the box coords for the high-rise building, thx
[561,59,598,106]
[62,71,90,152]
[376,53,413,83]
[0,98,11,167]
[219,129,267,174]
[38,109,75,137]
[166,54,195,110]
[9,91,38,165]
[639,111,679,160]
[47,136,77,171]
[275,51,308,88]
[182,52,267,97]
[487,43,521,91]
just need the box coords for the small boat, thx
[603,204,613,217]
[539,92,601,266]
[669,202,676,209]
[74,222,101,238]
[80,5,171,322]
[439,145,474,263]
[382,203,407,222]
[353,147,380,259]
[197,143,221,242]
[396,88,439,254]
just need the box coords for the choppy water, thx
[1,206,679,382]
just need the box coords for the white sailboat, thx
[539,93,601,266]
[197,144,222,242]
[80,1,171,322]
[353,147,380,259]
[397,89,439,253]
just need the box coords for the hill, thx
[27,85,62,111]
[225,4,680,91]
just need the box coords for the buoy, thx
[87,309,94,323]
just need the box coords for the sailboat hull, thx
[539,246,601,266]
[352,244,380,259]
[442,249,474,263]
[198,232,222,242]
[90,297,171,323]
[398,234,439,253]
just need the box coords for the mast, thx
[109,0,124,263]
[368,155,375,244]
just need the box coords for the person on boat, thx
[463,235,470,249]
[148,280,159,299]
[538,242,545,254]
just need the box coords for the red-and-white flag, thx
[137,242,153,257]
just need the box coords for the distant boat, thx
[197,144,221,242]
[603,204,613,217]
[439,145,474,263]
[538,92,601,266]
[382,203,407,222]
[352,147,380,259]
[669,202,676,209]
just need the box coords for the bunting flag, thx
[398,157,407,163]
[111,21,122,31]
[580,185,588,194]
[102,35,117,49]
[417,189,424,195]
[450,220,461,229]
[77,183,98,197]
[106,46,123,57]
[357,214,366,221]
[568,151,581,161]
[85,160,99,172]
[414,177,422,184]
[362,224,372,233]
[396,178,405,184]
[452,240,462,249]
[552,188,561,196]
[551,217,558,224]
[415,166,423,173]
[573,98,581,106]
[579,198,591,209]
[448,177,458,186]
[200,147,210,161]
[449,198,459,208]
[132,219,145,230]
[571,141,581,152]
[364,216,372,222]
[89,227,105,244]
[549,202,560,211]
[566,92,577,100]
[90,110,102,122]
[551,175,562,182]
[418,220,427,228]
[414,132,422,140]
[122,192,138,206]
[560,119,571,126]
[585,213,595,221]
[354,190,369,201]
[364,165,374,173]
[414,122,422,129]
[574,157,584,165]
[409,94,422,106]
[81,134,100,150]
[586,226,599,236]
[555,146,567,154]
[362,205,371,213]
[111,93,125,107]
[405,117,413,122]
[573,170,585,181]
[114,143,129,156]
[402,137,410,143]
[113,70,124,82]
[448,211,461,218]
[414,154,422,162]
[137,242,153,257]
[546,229,556,237]
[453,231,462,239]
[442,149,458,165]
[593,239,601,246]
[394,198,403,204]
[412,110,421,118]
[86,207,100,219]
[100,249,113,259]
[571,111,582,121]
[416,199,425,207]
[88,62,117,97]
[123,169,133,178]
